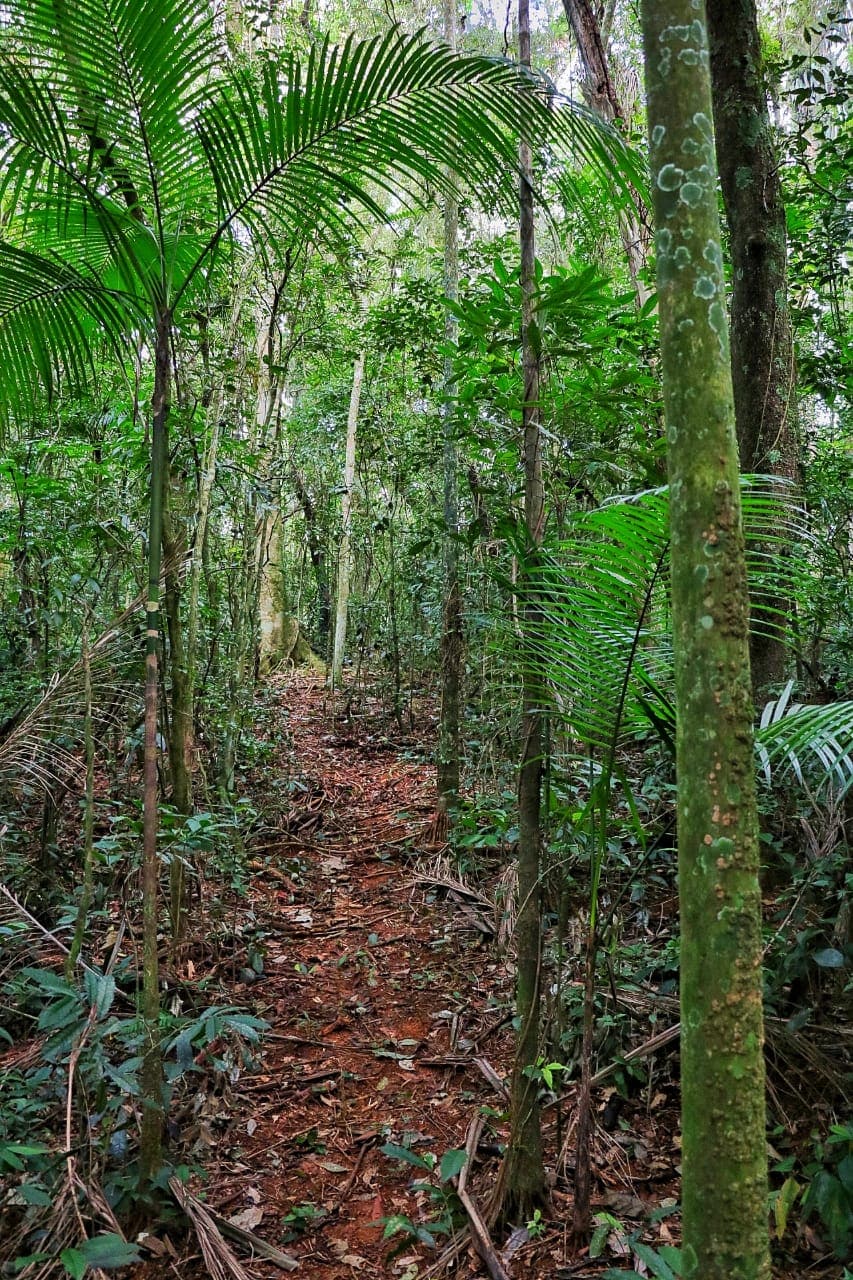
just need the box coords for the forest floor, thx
[135,673,842,1280]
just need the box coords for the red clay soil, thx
[136,673,840,1280]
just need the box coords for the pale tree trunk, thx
[185,280,251,793]
[251,300,288,677]
[707,0,800,695]
[641,6,770,1278]
[221,302,285,790]
[331,350,365,690]
[561,0,652,305]
[437,0,463,817]
[493,0,547,1225]
[257,509,285,672]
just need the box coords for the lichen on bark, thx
[640,4,770,1277]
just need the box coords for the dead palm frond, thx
[0,559,188,799]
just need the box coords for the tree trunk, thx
[640,7,770,1278]
[139,308,170,1186]
[162,463,192,941]
[437,0,463,816]
[292,470,331,649]
[66,624,95,976]
[561,0,652,305]
[257,509,286,673]
[331,350,365,689]
[494,0,547,1225]
[706,0,800,695]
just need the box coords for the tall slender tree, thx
[707,0,801,694]
[332,349,366,690]
[640,4,770,1277]
[436,0,463,823]
[494,0,548,1224]
[562,0,652,305]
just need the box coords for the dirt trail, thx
[208,674,515,1278]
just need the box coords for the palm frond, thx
[1,0,218,235]
[0,583,167,797]
[1,0,644,418]
[187,28,641,300]
[526,480,853,796]
[0,244,138,417]
[757,684,853,794]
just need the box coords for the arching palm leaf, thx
[0,0,641,409]
[527,480,853,796]
[0,245,137,418]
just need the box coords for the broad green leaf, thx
[84,970,116,1017]
[60,1249,86,1280]
[77,1234,141,1268]
[812,948,845,969]
[439,1148,467,1182]
[774,1177,801,1238]
[630,1239,681,1279]
[380,1142,432,1171]
[16,1183,52,1207]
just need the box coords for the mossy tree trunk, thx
[640,6,770,1278]
[706,0,800,695]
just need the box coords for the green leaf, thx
[439,1148,467,1183]
[84,970,116,1017]
[21,967,77,998]
[382,1213,418,1239]
[17,1183,52,1206]
[812,948,845,969]
[630,1239,681,1279]
[102,1060,141,1096]
[380,1142,432,1171]
[60,1249,86,1280]
[774,1177,801,1238]
[77,1234,141,1268]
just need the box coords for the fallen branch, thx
[169,1178,298,1273]
[453,1117,509,1280]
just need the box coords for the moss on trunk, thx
[640,5,770,1277]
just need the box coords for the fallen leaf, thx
[229,1206,264,1231]
[322,856,347,873]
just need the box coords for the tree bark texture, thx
[139,309,170,1184]
[706,0,800,694]
[331,350,365,689]
[437,0,463,813]
[561,0,652,304]
[641,7,770,1278]
[163,463,191,940]
[496,0,547,1224]
[293,470,331,648]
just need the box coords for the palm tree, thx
[0,0,633,1184]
